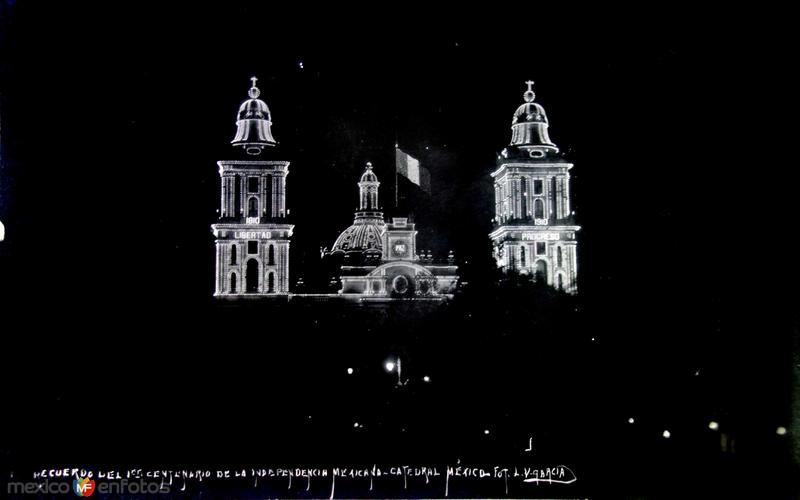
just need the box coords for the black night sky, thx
[0,3,797,498]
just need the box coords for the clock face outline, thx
[392,242,407,256]
[392,275,410,294]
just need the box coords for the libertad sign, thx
[235,231,272,239]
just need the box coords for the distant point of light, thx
[591,337,596,342]
[484,429,490,435]
[708,421,719,431]
[776,426,787,436]
[354,422,359,428]
[628,417,635,424]
[423,375,431,382]
[347,368,354,375]
[299,61,304,69]
[385,361,395,372]
[662,430,671,439]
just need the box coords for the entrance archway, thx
[535,260,548,283]
[246,259,259,293]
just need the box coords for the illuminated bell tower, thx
[489,81,580,293]
[211,77,293,296]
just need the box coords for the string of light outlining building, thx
[211,78,579,299]
[490,81,579,293]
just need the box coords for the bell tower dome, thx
[510,81,558,154]
[231,76,277,155]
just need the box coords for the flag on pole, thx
[395,148,431,194]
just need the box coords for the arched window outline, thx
[267,272,275,293]
[534,198,545,219]
[234,174,242,215]
[520,177,528,218]
[557,273,564,291]
[520,245,526,268]
[265,175,273,218]
[495,185,502,221]
[229,272,238,294]
[230,244,238,265]
[247,197,259,218]
[557,246,563,267]
[268,244,275,266]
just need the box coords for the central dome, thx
[330,162,385,255]
[330,216,385,255]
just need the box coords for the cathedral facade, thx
[328,164,459,299]
[209,79,578,298]
[489,82,580,293]
[211,78,293,296]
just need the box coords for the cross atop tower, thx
[248,76,260,99]
[523,80,536,103]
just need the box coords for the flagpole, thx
[397,357,403,386]
[394,135,399,209]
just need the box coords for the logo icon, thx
[73,477,95,497]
